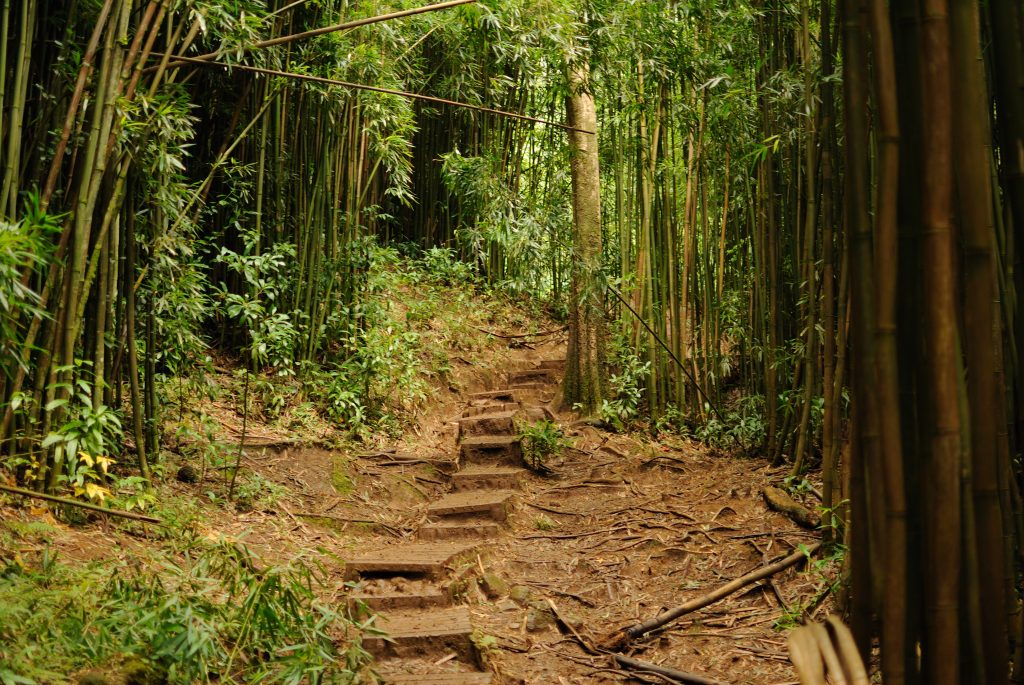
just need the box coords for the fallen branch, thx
[546,598,598,654]
[0,484,162,524]
[600,543,821,649]
[612,655,732,685]
[763,486,820,529]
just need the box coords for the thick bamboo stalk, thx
[950,1,1010,681]
[920,0,962,681]
[841,0,878,664]
[867,0,909,682]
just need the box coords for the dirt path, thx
[327,344,825,684]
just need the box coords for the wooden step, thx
[539,358,566,371]
[349,587,448,612]
[418,519,502,541]
[450,465,525,491]
[427,490,514,521]
[466,389,519,403]
[508,368,555,385]
[460,435,523,467]
[457,411,516,439]
[378,672,493,685]
[363,606,478,660]
[508,381,548,391]
[344,542,479,579]
[462,402,518,418]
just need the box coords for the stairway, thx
[343,358,564,684]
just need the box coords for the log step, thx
[427,490,514,521]
[344,542,479,579]
[457,410,516,439]
[418,519,502,541]
[539,358,566,371]
[507,382,548,391]
[508,368,555,385]
[460,435,523,467]
[462,402,518,418]
[450,465,525,491]
[467,389,519,403]
[349,587,449,612]
[363,606,477,660]
[377,672,492,685]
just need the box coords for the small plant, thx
[40,365,123,499]
[518,420,566,473]
[597,331,651,431]
[534,515,556,531]
[783,474,815,497]
[233,472,287,513]
[772,542,846,631]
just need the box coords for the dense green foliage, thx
[0,0,1022,682]
[0,535,374,684]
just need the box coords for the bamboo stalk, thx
[0,484,161,523]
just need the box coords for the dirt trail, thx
[331,341,824,684]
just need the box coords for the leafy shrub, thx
[691,394,768,448]
[518,420,567,472]
[598,334,651,430]
[0,541,375,684]
[419,247,476,285]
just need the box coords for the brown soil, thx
[0,327,832,685]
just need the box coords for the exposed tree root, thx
[599,543,822,650]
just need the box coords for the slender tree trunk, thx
[562,58,605,414]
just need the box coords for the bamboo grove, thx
[0,0,1022,681]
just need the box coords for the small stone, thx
[509,585,533,605]
[526,605,555,632]
[176,464,199,484]
[496,599,519,612]
[479,573,508,599]
[559,608,584,629]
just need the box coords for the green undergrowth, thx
[180,244,561,447]
[0,524,376,685]
[517,419,568,473]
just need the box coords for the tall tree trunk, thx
[562,59,605,414]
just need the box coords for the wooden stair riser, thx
[344,543,481,580]
[427,491,514,522]
[457,411,516,439]
[450,470,523,491]
[348,589,449,613]
[377,673,493,685]
[466,389,519,403]
[462,402,519,418]
[460,436,523,467]
[508,369,555,385]
[362,608,480,664]
[418,521,502,541]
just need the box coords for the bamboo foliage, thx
[0,1,1020,681]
